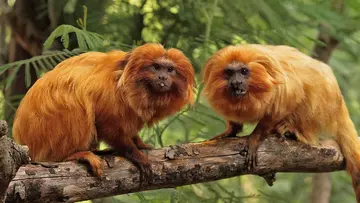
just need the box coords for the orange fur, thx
[203,44,360,201]
[13,43,194,177]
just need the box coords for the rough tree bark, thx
[4,134,346,203]
[0,121,29,203]
[309,0,344,202]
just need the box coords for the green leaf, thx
[90,33,104,47]
[0,64,13,75]
[25,63,31,88]
[42,58,54,70]
[37,59,47,71]
[61,26,70,49]
[6,65,21,90]
[43,25,67,49]
[75,31,88,50]
[57,53,67,61]
[48,57,58,67]
[53,54,64,62]
[44,24,104,51]
[82,32,96,50]
[0,49,84,89]
[63,49,74,57]
[31,61,41,78]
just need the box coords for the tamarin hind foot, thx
[273,119,300,141]
[74,146,152,185]
[91,139,152,185]
[64,151,103,177]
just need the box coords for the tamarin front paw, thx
[137,159,152,186]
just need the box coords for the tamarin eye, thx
[240,68,249,76]
[168,67,174,72]
[224,69,234,77]
[153,63,160,70]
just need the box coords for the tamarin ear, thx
[202,58,214,85]
[256,55,285,85]
[117,52,132,70]
[116,52,132,87]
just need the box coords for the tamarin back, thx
[13,43,195,178]
[13,51,122,162]
[203,44,360,202]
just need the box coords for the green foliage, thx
[43,6,104,51]
[0,49,84,89]
[43,24,103,51]
[0,5,103,91]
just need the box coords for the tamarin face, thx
[203,45,281,103]
[143,57,180,93]
[202,45,285,121]
[120,43,194,98]
[119,43,194,120]
[223,62,250,98]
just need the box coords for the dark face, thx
[224,62,250,98]
[148,58,177,93]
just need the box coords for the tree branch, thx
[5,135,345,203]
[0,121,29,203]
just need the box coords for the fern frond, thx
[6,65,21,90]
[44,24,104,51]
[0,49,84,89]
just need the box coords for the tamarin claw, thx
[244,131,264,170]
[138,162,153,187]
[244,144,258,170]
[125,155,152,187]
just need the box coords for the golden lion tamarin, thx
[13,43,195,180]
[203,44,360,201]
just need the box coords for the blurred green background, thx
[0,0,359,202]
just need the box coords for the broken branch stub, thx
[0,120,30,202]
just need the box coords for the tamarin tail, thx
[64,151,103,176]
[337,103,360,203]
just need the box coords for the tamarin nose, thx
[230,81,242,87]
[158,74,168,81]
